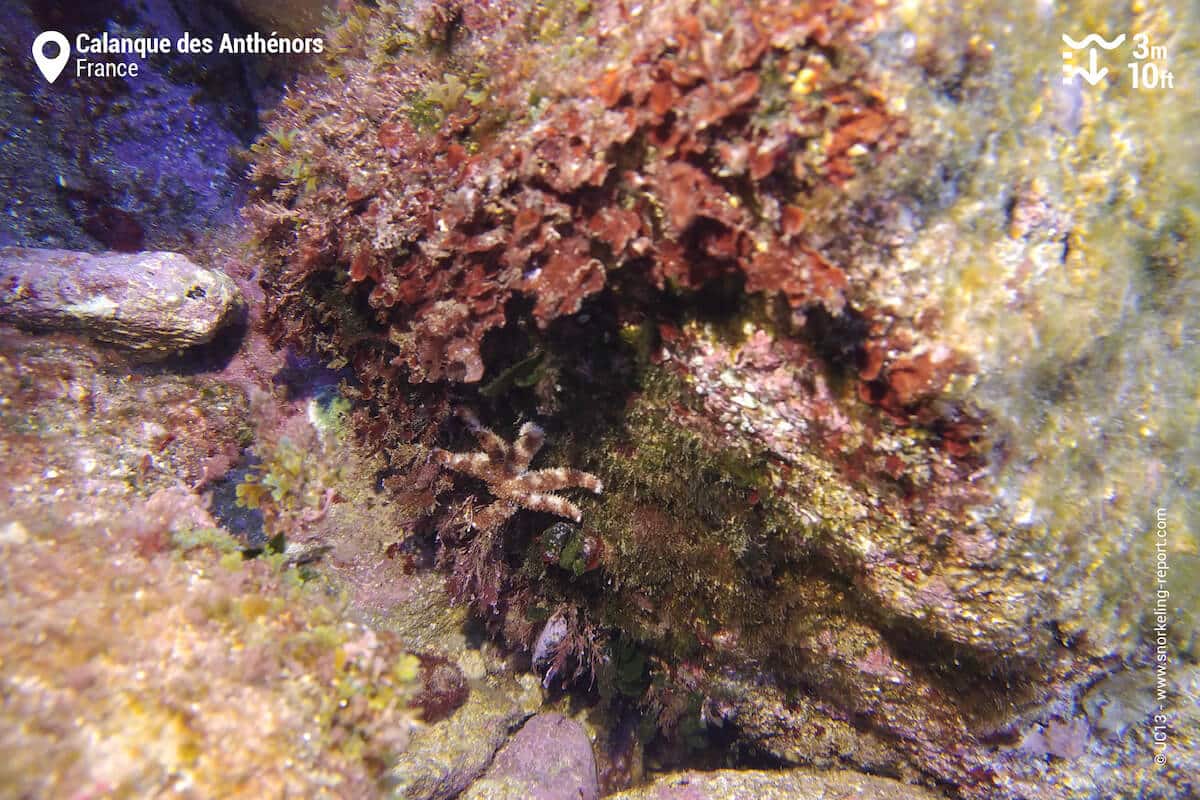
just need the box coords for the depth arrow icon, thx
[1075,47,1108,85]
[1061,32,1125,87]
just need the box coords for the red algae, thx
[248,0,910,396]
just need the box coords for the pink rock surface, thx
[463,713,599,800]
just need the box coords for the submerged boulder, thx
[0,248,242,356]
[461,713,599,800]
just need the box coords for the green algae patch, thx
[578,369,796,662]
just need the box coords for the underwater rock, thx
[244,0,1199,797]
[227,0,332,37]
[384,685,528,800]
[607,768,945,800]
[0,331,251,520]
[0,248,242,356]
[461,713,599,800]
[0,505,422,798]
[0,1,269,251]
[0,324,548,798]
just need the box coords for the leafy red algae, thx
[247,0,908,393]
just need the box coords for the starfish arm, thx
[473,500,517,531]
[459,409,510,464]
[520,491,583,522]
[474,427,511,465]
[434,450,495,482]
[514,467,603,494]
[511,422,546,472]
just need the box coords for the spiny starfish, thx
[434,411,603,532]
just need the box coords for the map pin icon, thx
[33,31,70,84]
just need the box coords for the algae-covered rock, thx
[607,768,946,800]
[384,684,528,800]
[855,0,1200,665]
[0,322,541,798]
[461,713,600,800]
[0,248,242,356]
[0,331,251,519]
[242,0,1199,797]
[0,508,421,798]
